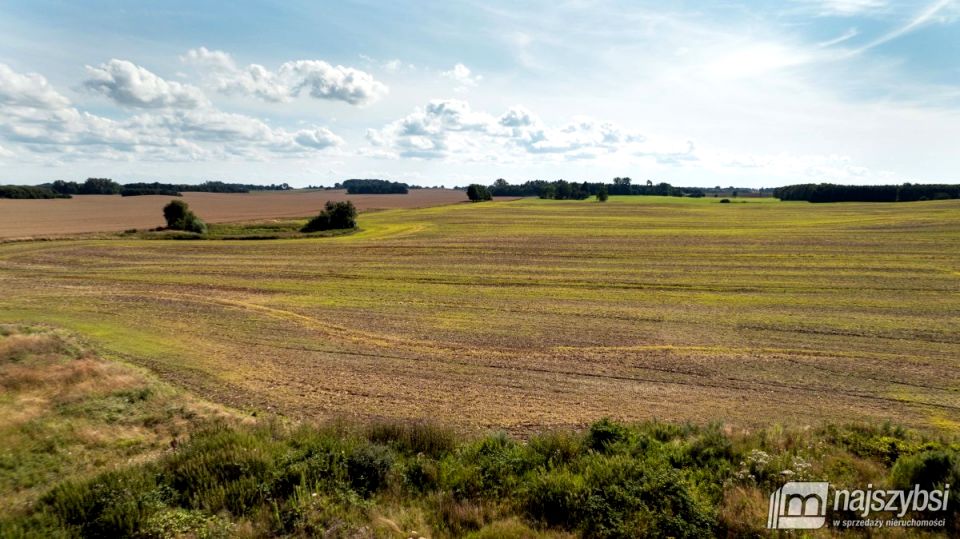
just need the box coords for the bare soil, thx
[0,189,467,239]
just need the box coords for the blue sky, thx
[1,0,958,187]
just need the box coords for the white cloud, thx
[441,63,482,91]
[0,63,343,163]
[181,47,235,70]
[182,47,388,105]
[282,60,388,105]
[498,106,538,128]
[368,99,657,161]
[83,59,208,108]
[0,63,71,109]
[294,127,344,149]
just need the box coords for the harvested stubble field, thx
[0,188,466,239]
[1,196,958,433]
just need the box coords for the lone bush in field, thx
[597,185,609,202]
[301,200,357,232]
[466,184,492,202]
[162,200,207,234]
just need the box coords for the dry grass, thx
[0,196,958,434]
[0,188,469,239]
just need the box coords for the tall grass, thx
[3,418,958,538]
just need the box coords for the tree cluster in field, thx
[341,179,409,194]
[774,183,960,203]
[466,184,493,202]
[162,200,207,234]
[485,177,706,200]
[301,201,358,232]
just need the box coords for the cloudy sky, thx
[1,0,958,187]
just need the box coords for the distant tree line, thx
[0,178,122,198]
[41,178,122,196]
[342,179,409,194]
[486,177,706,200]
[0,185,70,199]
[12,179,293,198]
[121,181,291,196]
[773,183,960,203]
[121,184,182,197]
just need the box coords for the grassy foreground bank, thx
[2,327,960,538]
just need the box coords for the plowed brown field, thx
[0,189,467,239]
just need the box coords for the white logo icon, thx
[768,481,829,529]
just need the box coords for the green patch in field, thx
[127,218,359,240]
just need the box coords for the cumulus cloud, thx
[182,47,388,105]
[294,127,344,149]
[0,63,343,162]
[367,99,496,158]
[0,63,71,109]
[367,99,656,161]
[83,59,208,108]
[518,117,647,155]
[498,106,538,128]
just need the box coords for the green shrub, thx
[162,426,280,514]
[587,418,631,453]
[824,424,929,465]
[365,421,457,458]
[579,455,714,538]
[467,184,492,202]
[345,443,394,495]
[527,430,583,468]
[162,200,207,234]
[676,428,736,468]
[443,433,530,499]
[301,201,357,232]
[891,450,958,489]
[40,468,160,537]
[524,468,585,527]
[404,455,439,491]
